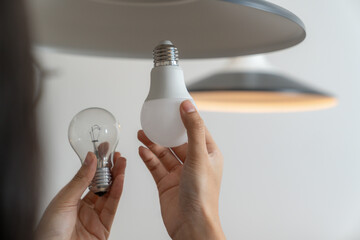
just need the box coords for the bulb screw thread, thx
[153,40,179,67]
[89,167,112,196]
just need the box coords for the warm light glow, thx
[190,91,337,113]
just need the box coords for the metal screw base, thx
[89,167,112,196]
[153,40,179,67]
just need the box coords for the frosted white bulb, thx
[68,107,120,196]
[140,40,193,147]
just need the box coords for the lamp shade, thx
[188,56,337,112]
[29,0,306,58]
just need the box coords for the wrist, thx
[172,214,225,240]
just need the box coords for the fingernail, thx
[115,151,121,158]
[139,146,146,152]
[84,152,93,166]
[182,100,196,113]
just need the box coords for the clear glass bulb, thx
[68,107,120,196]
[140,40,193,147]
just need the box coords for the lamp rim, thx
[221,0,305,31]
[188,72,334,97]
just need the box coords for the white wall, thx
[37,1,360,239]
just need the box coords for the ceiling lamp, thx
[29,0,306,59]
[188,55,337,112]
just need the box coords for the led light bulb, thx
[68,107,120,196]
[140,40,194,147]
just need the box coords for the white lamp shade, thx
[29,0,306,58]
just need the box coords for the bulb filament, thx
[89,125,110,168]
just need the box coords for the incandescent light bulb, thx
[140,40,194,147]
[68,107,120,196]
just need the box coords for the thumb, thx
[180,100,207,158]
[58,152,97,203]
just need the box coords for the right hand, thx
[138,100,225,240]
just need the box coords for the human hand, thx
[138,100,225,240]
[36,151,126,240]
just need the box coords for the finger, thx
[180,100,207,158]
[59,152,97,203]
[112,154,126,178]
[138,130,181,172]
[100,174,125,231]
[113,152,121,167]
[139,146,168,184]
[82,191,99,207]
[205,127,218,154]
[94,193,107,214]
[171,143,188,163]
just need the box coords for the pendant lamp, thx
[29,0,306,59]
[188,55,337,112]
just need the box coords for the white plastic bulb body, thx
[68,107,120,196]
[140,41,193,147]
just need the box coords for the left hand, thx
[36,151,126,240]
